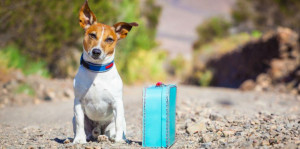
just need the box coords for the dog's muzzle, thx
[92,48,101,59]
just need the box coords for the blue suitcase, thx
[142,83,177,147]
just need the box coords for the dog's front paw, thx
[109,135,125,143]
[112,136,126,143]
[73,135,87,144]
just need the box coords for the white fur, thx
[73,26,126,144]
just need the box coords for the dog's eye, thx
[89,33,97,39]
[105,37,114,43]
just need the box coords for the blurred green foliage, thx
[232,0,300,33]
[125,50,166,84]
[193,17,231,50]
[195,32,261,59]
[251,30,263,38]
[195,70,213,86]
[0,46,50,77]
[169,55,190,80]
[15,83,36,96]
[0,0,162,83]
[114,0,162,83]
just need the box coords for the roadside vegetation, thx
[0,0,163,84]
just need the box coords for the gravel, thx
[0,85,300,148]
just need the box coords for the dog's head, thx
[79,0,138,61]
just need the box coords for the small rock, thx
[261,140,270,146]
[228,137,236,144]
[63,139,70,144]
[64,89,73,98]
[186,122,206,134]
[209,113,223,121]
[240,79,256,91]
[256,73,271,89]
[33,98,41,105]
[216,131,223,137]
[85,146,92,149]
[234,131,242,136]
[225,116,235,123]
[218,138,227,146]
[263,117,270,122]
[3,88,8,94]
[269,138,278,145]
[98,135,109,142]
[284,123,292,129]
[200,142,212,148]
[261,133,270,140]
[253,140,258,146]
[222,131,235,137]
[202,133,217,143]
[270,125,277,131]
[44,90,56,100]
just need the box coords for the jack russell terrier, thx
[72,0,138,144]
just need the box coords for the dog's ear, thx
[79,0,97,30]
[113,22,138,40]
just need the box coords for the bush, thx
[0,0,162,82]
[193,17,231,49]
[15,83,36,96]
[194,70,213,86]
[0,45,50,78]
[124,50,167,84]
[232,0,300,33]
[169,55,191,80]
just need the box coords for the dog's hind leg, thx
[84,115,95,141]
[91,125,101,140]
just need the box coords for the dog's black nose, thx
[92,49,101,56]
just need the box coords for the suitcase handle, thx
[156,82,164,87]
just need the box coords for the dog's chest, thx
[74,66,123,121]
[82,83,114,121]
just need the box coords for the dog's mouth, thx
[91,55,100,60]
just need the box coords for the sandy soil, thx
[1,85,299,148]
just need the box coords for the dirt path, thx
[0,85,299,148]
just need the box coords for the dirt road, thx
[1,85,299,148]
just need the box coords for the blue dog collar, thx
[80,54,114,72]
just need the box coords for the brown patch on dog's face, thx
[83,23,117,56]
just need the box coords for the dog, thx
[72,0,138,144]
